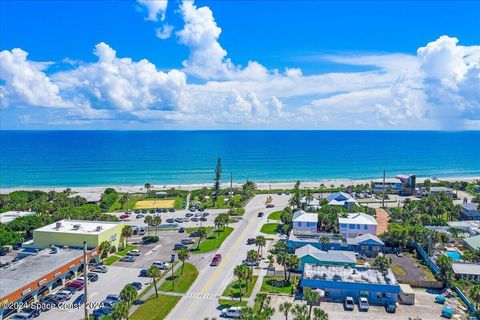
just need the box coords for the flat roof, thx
[0,211,36,224]
[452,262,480,276]
[372,178,401,184]
[303,263,398,286]
[0,248,83,298]
[35,219,121,235]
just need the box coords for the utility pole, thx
[83,241,88,320]
[382,170,386,208]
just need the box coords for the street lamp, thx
[170,253,176,293]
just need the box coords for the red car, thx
[119,214,129,220]
[210,254,222,266]
[66,280,85,291]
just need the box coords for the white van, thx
[220,306,242,318]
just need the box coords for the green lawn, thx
[191,227,234,254]
[222,275,259,298]
[260,276,296,294]
[185,226,214,234]
[267,211,283,220]
[117,244,136,256]
[137,263,176,300]
[260,223,280,234]
[158,263,199,293]
[194,194,243,209]
[218,299,248,309]
[103,255,121,266]
[131,294,181,320]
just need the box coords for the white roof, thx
[452,262,480,276]
[295,245,356,265]
[34,219,122,235]
[339,213,377,226]
[293,210,318,223]
[326,192,352,202]
[303,264,398,285]
[69,192,102,202]
[0,211,36,224]
[347,233,384,245]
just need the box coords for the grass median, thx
[159,263,199,293]
[267,210,283,220]
[131,294,181,320]
[191,227,234,254]
[260,223,280,234]
[260,276,297,294]
[222,275,259,298]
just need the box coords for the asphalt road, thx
[166,194,290,320]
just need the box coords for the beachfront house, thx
[292,210,318,235]
[452,262,480,282]
[339,212,378,238]
[326,192,358,208]
[460,203,480,220]
[295,245,356,270]
[418,186,455,198]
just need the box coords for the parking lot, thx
[110,208,228,229]
[268,289,468,320]
[36,265,144,320]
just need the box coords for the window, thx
[349,224,355,230]
[364,225,368,230]
[356,225,360,229]
[340,224,346,228]
[298,222,302,227]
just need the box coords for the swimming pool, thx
[445,250,462,261]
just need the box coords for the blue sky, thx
[1,1,479,130]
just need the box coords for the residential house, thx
[463,234,480,251]
[292,210,318,235]
[418,186,455,198]
[339,212,378,238]
[460,203,480,220]
[346,233,384,257]
[326,192,358,208]
[295,245,356,270]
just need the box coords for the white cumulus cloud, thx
[137,0,168,21]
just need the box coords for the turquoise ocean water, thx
[0,131,479,188]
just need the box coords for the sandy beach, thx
[1,176,478,194]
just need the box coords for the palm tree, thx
[153,215,162,236]
[120,284,137,317]
[469,285,480,310]
[254,293,268,312]
[292,303,309,320]
[99,241,111,262]
[437,255,453,288]
[144,215,153,236]
[247,249,259,269]
[276,251,288,280]
[286,254,300,281]
[177,247,190,274]
[312,308,328,320]
[255,235,266,257]
[144,183,152,194]
[279,301,293,320]
[372,255,390,276]
[304,288,320,319]
[233,264,246,302]
[121,225,133,248]
[111,301,129,320]
[147,266,161,298]
[196,227,207,249]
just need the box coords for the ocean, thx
[0,130,479,188]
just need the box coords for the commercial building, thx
[300,263,400,304]
[339,212,377,238]
[26,220,124,250]
[452,262,480,282]
[459,203,480,220]
[292,210,318,235]
[0,211,36,224]
[418,186,455,198]
[0,247,98,315]
[371,174,416,195]
[295,245,356,270]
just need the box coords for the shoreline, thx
[1,176,478,194]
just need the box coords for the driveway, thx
[387,254,430,282]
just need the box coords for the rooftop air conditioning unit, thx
[73,224,81,230]
[55,222,62,229]
[96,226,103,232]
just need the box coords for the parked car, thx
[358,297,369,311]
[191,217,199,222]
[189,230,200,237]
[247,238,256,245]
[130,282,142,290]
[91,265,108,273]
[136,214,144,219]
[141,209,148,214]
[149,209,155,214]
[189,208,196,212]
[10,312,34,320]
[220,306,242,318]
[194,212,202,217]
[119,214,129,219]
[185,212,193,217]
[257,212,264,217]
[178,227,185,233]
[198,207,205,212]
[174,243,187,250]
[73,294,86,306]
[87,272,99,282]
[134,209,141,214]
[168,208,175,212]
[155,208,162,213]
[355,253,367,260]
[166,218,175,223]
[138,227,146,235]
[175,217,184,223]
[242,259,259,267]
[20,306,40,318]
[120,256,135,262]
[66,280,85,291]
[202,212,210,217]
[199,217,207,221]
[181,238,195,245]
[152,261,170,269]
[56,290,73,300]
[105,294,120,301]
[266,204,275,208]
[127,249,141,256]
[344,296,355,311]
[184,217,190,222]
[92,307,112,319]
[139,269,149,277]
[385,301,396,313]
[210,254,222,266]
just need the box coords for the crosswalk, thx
[184,292,219,300]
